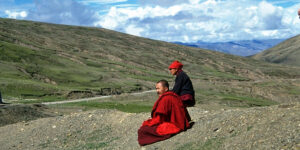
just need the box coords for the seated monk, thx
[138,80,190,146]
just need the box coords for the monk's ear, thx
[164,87,169,92]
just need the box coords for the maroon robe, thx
[138,91,190,146]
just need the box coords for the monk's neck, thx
[176,69,183,75]
[160,91,172,97]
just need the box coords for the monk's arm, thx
[142,96,171,127]
[142,113,165,126]
[172,75,183,94]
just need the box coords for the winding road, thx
[42,90,156,105]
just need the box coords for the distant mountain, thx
[174,39,284,56]
[252,35,300,66]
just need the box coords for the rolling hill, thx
[252,34,300,66]
[174,39,284,56]
[0,18,299,105]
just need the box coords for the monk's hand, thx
[142,119,152,126]
[142,116,161,126]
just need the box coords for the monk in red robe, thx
[138,80,190,146]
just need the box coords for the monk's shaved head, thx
[156,80,169,96]
[157,80,169,89]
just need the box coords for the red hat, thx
[169,60,183,69]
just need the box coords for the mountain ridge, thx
[252,34,300,66]
[174,39,284,56]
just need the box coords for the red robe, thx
[138,91,190,146]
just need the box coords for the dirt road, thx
[42,90,156,105]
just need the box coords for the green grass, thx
[288,87,300,95]
[19,96,66,104]
[0,78,62,100]
[201,66,249,81]
[193,80,285,108]
[62,101,153,113]
[254,80,300,95]
[247,126,253,131]
[219,94,278,107]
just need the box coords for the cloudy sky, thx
[1,0,300,42]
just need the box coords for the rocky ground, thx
[0,103,299,150]
[0,104,54,127]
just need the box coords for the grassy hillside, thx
[0,18,299,105]
[252,34,300,66]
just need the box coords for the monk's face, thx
[169,68,178,75]
[156,82,168,96]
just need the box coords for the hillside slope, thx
[1,18,299,103]
[0,103,299,149]
[252,35,300,66]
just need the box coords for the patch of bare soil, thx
[0,104,54,127]
[0,103,299,150]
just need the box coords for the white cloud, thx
[25,0,98,26]
[113,4,138,8]
[3,0,298,43]
[138,0,188,7]
[77,0,128,5]
[4,10,28,19]
[125,25,144,36]
[94,0,300,42]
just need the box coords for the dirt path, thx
[42,90,156,105]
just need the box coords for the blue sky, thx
[0,0,300,42]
